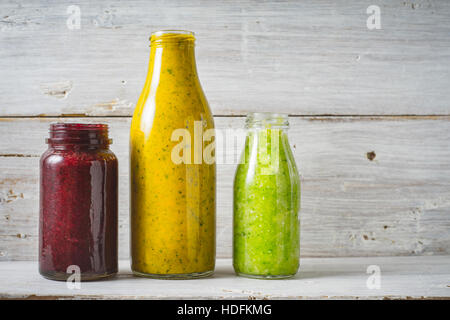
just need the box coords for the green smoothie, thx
[233,114,300,279]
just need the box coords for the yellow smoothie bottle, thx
[130,30,216,279]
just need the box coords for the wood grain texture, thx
[0,257,449,299]
[0,0,449,116]
[1,116,449,260]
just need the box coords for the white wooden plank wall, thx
[1,0,450,116]
[0,1,449,260]
[1,117,449,260]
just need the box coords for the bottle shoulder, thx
[40,147,117,168]
[234,131,299,184]
[131,88,214,139]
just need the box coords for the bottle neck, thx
[49,144,110,151]
[243,113,290,162]
[46,123,111,151]
[148,31,198,80]
[245,113,290,131]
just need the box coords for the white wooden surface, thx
[1,117,450,260]
[0,0,449,116]
[0,256,448,299]
[0,1,449,262]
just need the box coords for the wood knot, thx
[367,151,376,161]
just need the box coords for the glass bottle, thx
[130,30,216,279]
[39,123,118,281]
[233,113,300,279]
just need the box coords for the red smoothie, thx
[39,123,118,281]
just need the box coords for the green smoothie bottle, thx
[233,113,300,279]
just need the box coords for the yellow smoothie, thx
[130,31,216,278]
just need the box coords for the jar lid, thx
[46,123,112,145]
[245,113,289,129]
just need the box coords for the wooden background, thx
[0,0,449,261]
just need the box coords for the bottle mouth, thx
[46,123,112,146]
[151,30,194,36]
[150,30,195,44]
[245,112,289,129]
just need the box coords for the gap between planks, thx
[1,115,450,119]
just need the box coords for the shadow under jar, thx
[39,123,118,281]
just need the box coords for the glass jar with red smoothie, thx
[39,123,118,281]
